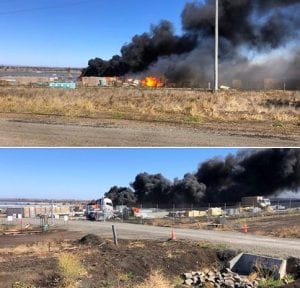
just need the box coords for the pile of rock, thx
[182,268,259,288]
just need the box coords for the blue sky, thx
[0,148,238,200]
[0,0,190,67]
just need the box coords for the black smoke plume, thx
[81,21,197,77]
[122,149,300,206]
[182,0,300,49]
[196,149,300,203]
[104,186,136,206]
[82,1,300,89]
[171,173,206,204]
[130,172,172,205]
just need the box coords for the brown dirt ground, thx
[0,229,298,287]
[0,231,234,288]
[0,229,79,247]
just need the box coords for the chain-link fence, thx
[113,198,300,225]
[1,199,299,227]
[0,216,70,230]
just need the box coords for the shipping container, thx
[49,82,76,89]
[207,207,223,216]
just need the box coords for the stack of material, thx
[54,206,70,214]
[99,77,117,86]
[182,268,259,288]
[23,207,36,218]
[185,210,207,217]
[81,77,101,87]
[207,207,223,216]
[35,206,47,215]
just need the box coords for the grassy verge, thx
[270,225,300,238]
[258,274,295,288]
[0,87,298,124]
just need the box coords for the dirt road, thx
[65,221,300,258]
[0,113,298,146]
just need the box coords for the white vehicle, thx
[86,197,114,220]
[272,204,286,210]
[241,196,271,208]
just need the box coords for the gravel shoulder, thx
[0,113,298,147]
[65,221,300,258]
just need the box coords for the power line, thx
[0,0,92,16]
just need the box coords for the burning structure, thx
[81,0,300,89]
[107,149,300,207]
[141,76,165,88]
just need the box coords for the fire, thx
[141,76,164,88]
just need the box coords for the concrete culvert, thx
[228,253,287,280]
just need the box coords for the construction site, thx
[0,194,299,288]
[0,67,299,90]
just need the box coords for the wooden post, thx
[112,225,118,246]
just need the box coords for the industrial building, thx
[80,76,119,87]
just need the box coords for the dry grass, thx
[12,282,36,288]
[134,270,172,288]
[0,241,72,256]
[127,240,146,249]
[270,226,300,238]
[0,87,298,124]
[57,253,87,287]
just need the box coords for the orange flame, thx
[141,76,164,88]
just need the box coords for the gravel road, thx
[65,221,300,258]
[0,114,298,146]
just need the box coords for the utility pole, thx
[214,0,219,92]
